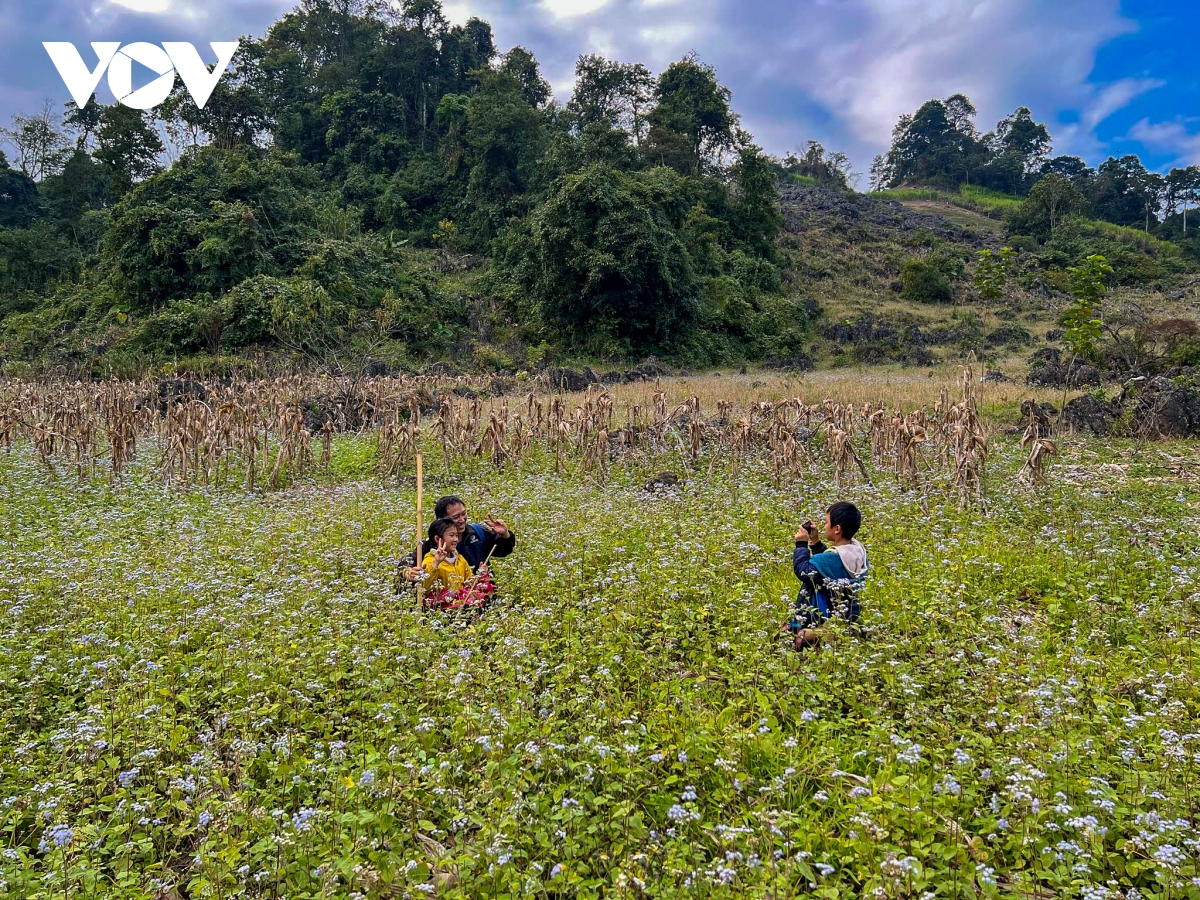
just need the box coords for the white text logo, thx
[43,41,240,111]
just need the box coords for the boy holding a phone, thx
[789,501,869,649]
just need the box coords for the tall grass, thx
[958,184,1024,215]
[1085,218,1181,254]
[872,185,1022,221]
[783,173,819,188]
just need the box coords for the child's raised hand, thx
[433,537,449,564]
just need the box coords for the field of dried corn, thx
[2,370,1199,900]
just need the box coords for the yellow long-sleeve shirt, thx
[419,550,474,592]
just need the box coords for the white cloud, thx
[1055,77,1164,159]
[443,2,473,26]
[540,0,612,20]
[107,0,173,13]
[637,22,694,46]
[827,1,1129,145]
[1081,78,1163,131]
[1129,118,1200,166]
[583,27,618,56]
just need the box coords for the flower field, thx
[2,385,1200,899]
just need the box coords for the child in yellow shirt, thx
[406,517,494,610]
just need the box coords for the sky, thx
[2,0,1198,181]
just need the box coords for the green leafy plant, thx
[1061,253,1113,362]
[973,247,1017,305]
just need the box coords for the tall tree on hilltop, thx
[393,0,448,148]
[0,149,40,228]
[568,55,654,144]
[93,106,165,196]
[1039,154,1094,187]
[878,96,983,189]
[1131,166,1165,232]
[161,41,271,153]
[645,54,736,175]
[943,93,977,137]
[1165,165,1200,234]
[982,106,1051,194]
[1091,155,1156,229]
[782,140,855,189]
[440,18,496,95]
[63,97,102,152]
[501,47,551,108]
[1,101,71,182]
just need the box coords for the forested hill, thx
[1,1,1199,378]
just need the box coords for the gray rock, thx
[1062,394,1118,436]
[545,367,596,392]
[1128,376,1200,438]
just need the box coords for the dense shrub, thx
[899,256,955,304]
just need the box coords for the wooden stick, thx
[466,544,498,589]
[415,451,424,609]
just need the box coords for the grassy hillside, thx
[782,183,1200,379]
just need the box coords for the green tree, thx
[900,256,955,304]
[161,40,271,152]
[509,164,698,353]
[879,96,984,188]
[781,140,855,190]
[645,54,735,175]
[1061,254,1112,362]
[1039,154,1094,186]
[1132,167,1165,233]
[433,93,470,175]
[0,149,40,228]
[1090,155,1154,228]
[464,69,543,241]
[730,145,781,257]
[101,148,314,310]
[501,47,551,108]
[568,55,654,143]
[93,106,165,195]
[1165,165,1200,234]
[40,149,111,223]
[993,107,1051,171]
[63,96,103,151]
[1006,173,1088,241]
[2,101,71,181]
[973,247,1016,305]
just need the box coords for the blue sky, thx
[2,0,1198,181]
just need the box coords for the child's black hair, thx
[428,516,461,542]
[828,501,861,539]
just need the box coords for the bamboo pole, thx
[415,451,424,609]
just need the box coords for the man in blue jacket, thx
[789,501,868,649]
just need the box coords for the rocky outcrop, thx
[1123,376,1200,438]
[1025,348,1102,388]
[1061,394,1119,436]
